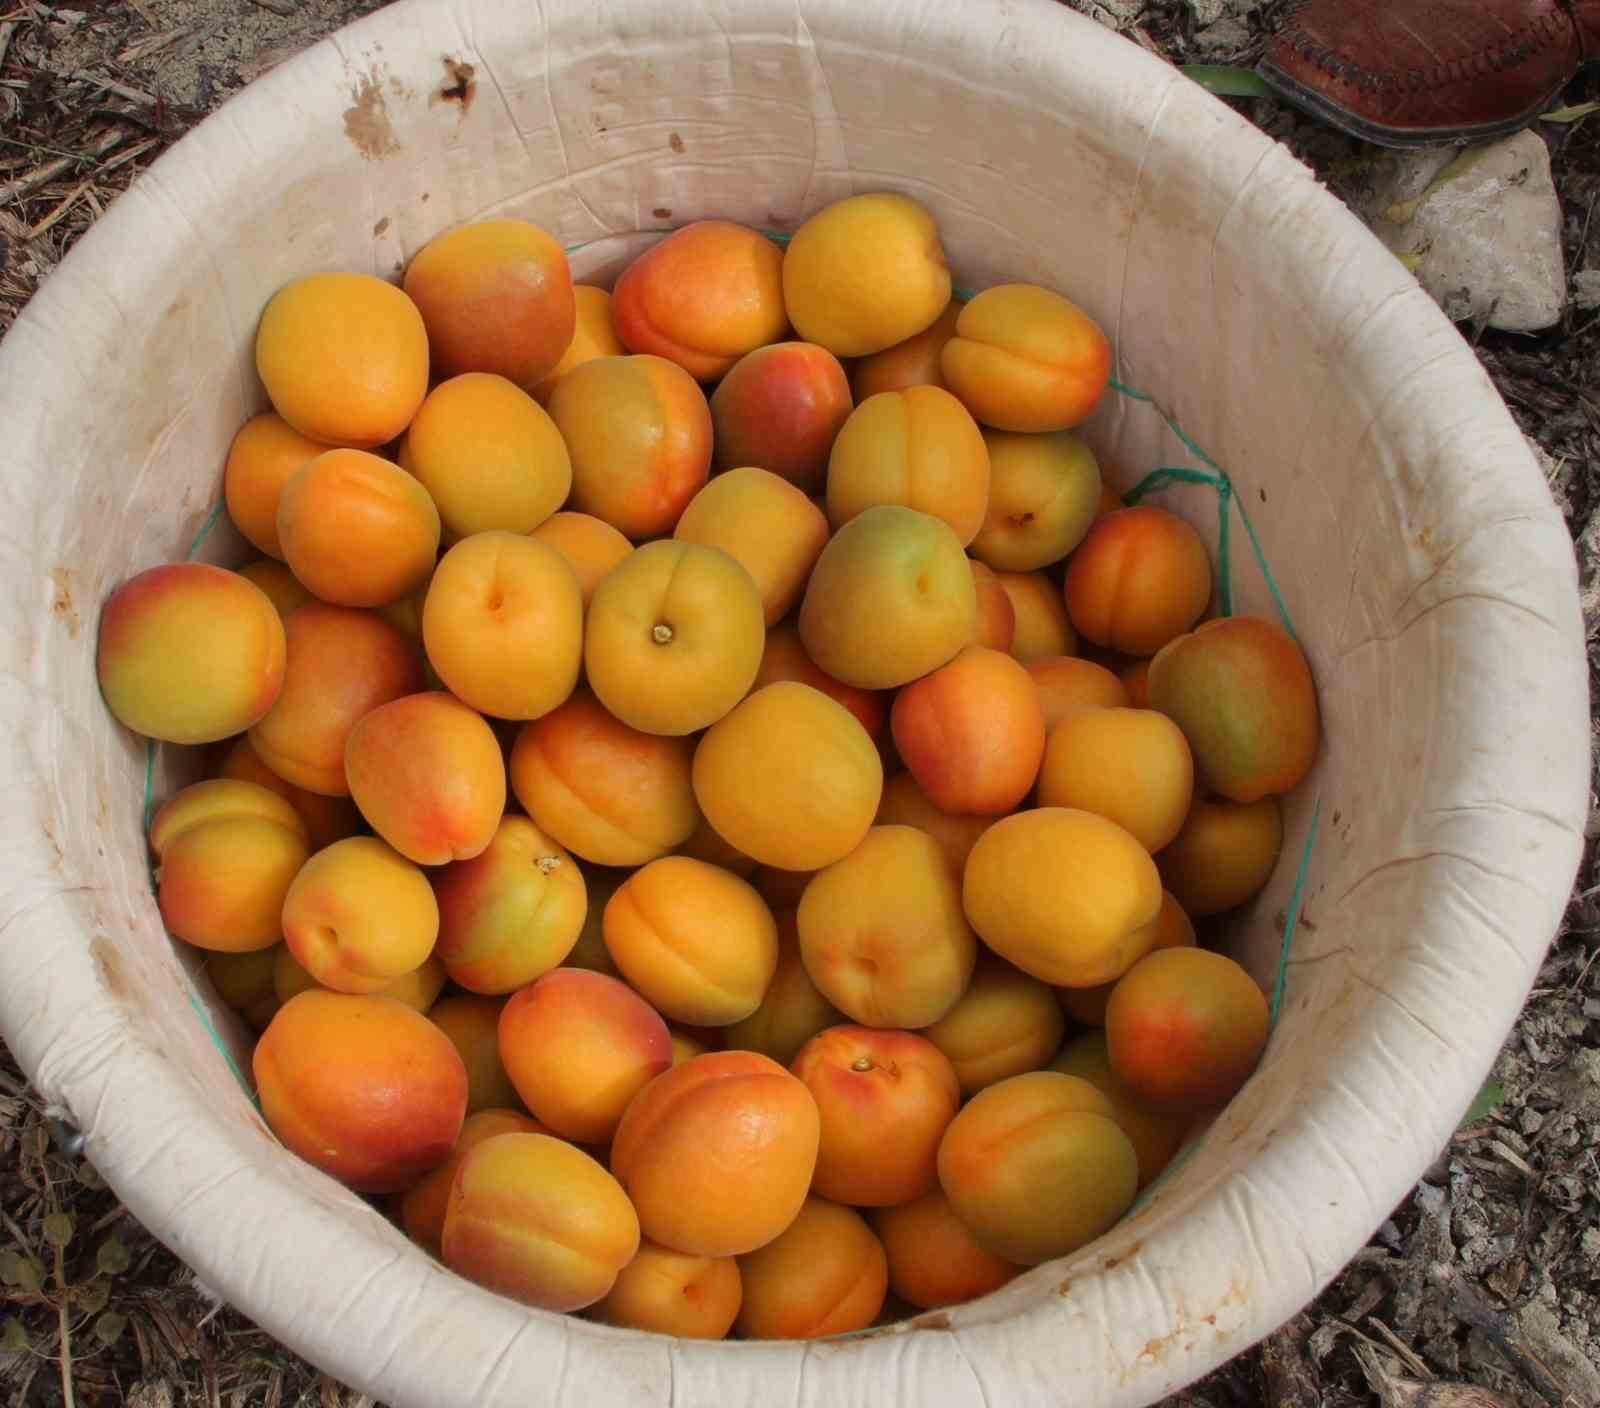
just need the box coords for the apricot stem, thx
[851,1056,874,1072]
[535,855,561,874]
[651,622,674,646]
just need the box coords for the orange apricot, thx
[223,413,326,559]
[723,911,843,1067]
[528,511,632,607]
[750,624,888,738]
[969,428,1101,571]
[851,299,963,400]
[595,1241,742,1340]
[922,958,1066,1095]
[993,568,1078,662]
[735,1197,887,1340]
[1036,707,1194,853]
[1122,659,1151,707]
[237,560,316,620]
[709,341,854,493]
[1050,1030,1188,1189]
[970,559,1018,653]
[872,1191,1021,1310]
[530,285,624,404]
[1027,655,1130,729]
[428,996,523,1114]
[271,945,446,1014]
[873,769,994,881]
[398,1107,547,1256]
[1063,506,1213,657]
[1158,796,1283,916]
[1056,888,1196,1027]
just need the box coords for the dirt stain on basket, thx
[50,567,80,639]
[91,932,132,1003]
[669,131,685,153]
[435,56,476,113]
[344,69,400,160]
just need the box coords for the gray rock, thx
[1357,131,1567,332]
[1194,17,1252,56]
[1573,269,1600,310]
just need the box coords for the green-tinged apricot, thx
[968,429,1100,571]
[922,958,1066,1095]
[1050,1030,1189,1189]
[1159,796,1283,916]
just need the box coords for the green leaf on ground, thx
[1541,101,1600,124]
[1181,65,1274,99]
[42,1213,74,1247]
[95,1235,131,1277]
[1460,1078,1505,1127]
[92,1312,127,1347]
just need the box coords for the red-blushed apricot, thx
[550,355,712,540]
[723,911,843,1066]
[148,780,309,954]
[936,1070,1137,1264]
[692,682,883,872]
[1147,615,1320,802]
[1105,948,1270,1111]
[280,836,438,994]
[610,1050,821,1257]
[1063,506,1213,657]
[499,968,672,1143]
[432,815,586,994]
[1036,707,1194,853]
[277,449,440,608]
[528,511,632,607]
[254,272,429,448]
[428,995,522,1114]
[612,221,788,380]
[398,1108,548,1256]
[530,286,624,404]
[873,770,994,882]
[98,563,286,746]
[969,429,1101,572]
[253,990,467,1193]
[825,386,990,546]
[922,958,1066,1095]
[443,1131,639,1311]
[1158,796,1283,916]
[237,560,316,620]
[735,1197,888,1340]
[248,603,424,796]
[872,1191,1021,1311]
[224,413,326,559]
[1123,659,1151,707]
[792,1026,960,1206]
[851,299,963,400]
[753,866,816,912]
[1050,1030,1188,1189]
[564,867,625,978]
[271,945,447,1014]
[970,559,1017,653]
[421,531,583,721]
[940,284,1111,433]
[400,373,571,541]
[204,947,282,1031]
[674,467,830,626]
[750,624,888,738]
[799,505,977,689]
[1027,655,1130,729]
[509,690,699,867]
[594,1239,743,1339]
[992,568,1078,663]
[963,808,1161,988]
[1057,889,1196,1027]
[891,646,1046,815]
[585,540,765,736]
[710,342,853,492]
[402,218,576,388]
[797,825,977,1029]
[674,814,757,876]
[603,857,779,1025]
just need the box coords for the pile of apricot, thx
[97,191,1320,1339]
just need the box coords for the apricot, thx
[851,299,963,400]
[98,563,286,746]
[443,1132,638,1311]
[253,990,467,1193]
[1106,948,1270,1110]
[271,945,446,1014]
[204,947,281,1031]
[421,531,583,721]
[782,193,951,357]
[797,825,977,1029]
[873,770,993,881]
[594,1240,743,1339]
[969,429,1100,571]
[970,560,1017,653]
[675,814,757,876]
[736,1197,887,1340]
[149,779,308,954]
[825,386,990,545]
[1122,659,1151,707]
[277,449,440,608]
[280,836,439,994]
[793,1026,959,1206]
[612,221,787,380]
[993,569,1077,662]
[723,912,843,1066]
[432,815,587,993]
[248,603,423,795]
[1158,796,1283,916]
[400,374,571,541]
[428,996,522,1114]
[1056,889,1196,1027]
[585,541,765,736]
[610,1050,820,1256]
[603,857,779,1025]
[709,342,853,492]
[399,1108,547,1257]
[565,867,625,978]
[940,283,1111,433]
[1036,707,1194,853]
[1147,615,1319,802]
[963,808,1161,988]
[750,624,887,738]
[402,217,575,388]
[499,968,672,1143]
[872,1190,1021,1310]
[509,689,699,866]
[224,413,326,559]
[528,511,632,607]
[1063,506,1212,657]
[529,285,624,404]
[673,467,830,626]
[237,560,315,620]
[798,505,977,690]
[891,646,1046,815]
[217,736,365,852]
[549,355,712,539]
[1050,1031,1188,1189]
[670,1029,711,1066]
[254,272,429,448]
[922,958,1066,1095]
[693,682,882,872]
[1027,656,1130,729]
